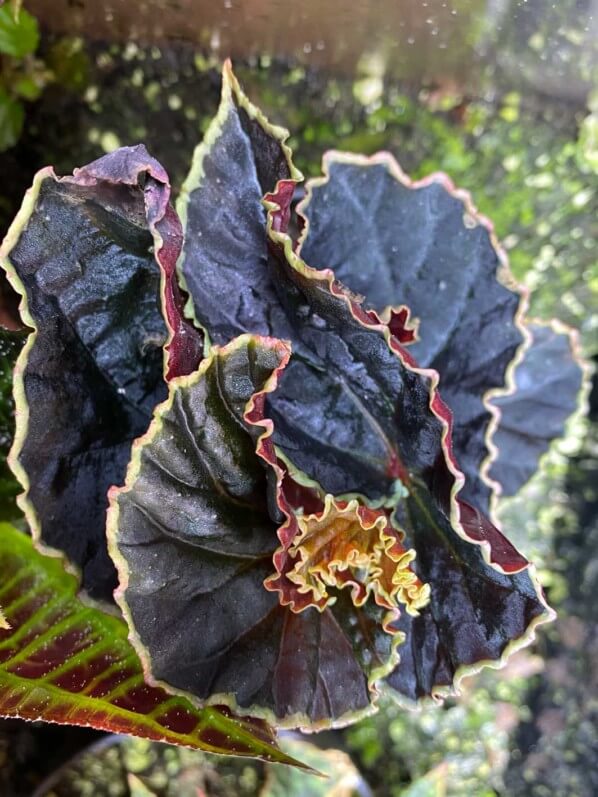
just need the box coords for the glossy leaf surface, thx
[0,522,301,766]
[0,145,201,601]
[386,492,549,701]
[298,153,526,513]
[179,83,451,503]
[177,60,299,345]
[490,321,585,496]
[265,185,551,704]
[109,335,409,728]
[174,65,553,710]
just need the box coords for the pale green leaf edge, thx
[0,160,181,608]
[295,149,535,525]
[175,58,303,355]
[106,334,404,732]
[264,170,557,709]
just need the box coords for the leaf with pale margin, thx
[177,59,300,346]
[0,145,203,601]
[179,71,438,503]
[109,335,401,728]
[176,64,551,704]
[298,153,526,514]
[490,322,585,497]
[265,183,551,704]
[385,490,550,701]
[0,522,304,767]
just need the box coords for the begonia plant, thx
[0,62,586,748]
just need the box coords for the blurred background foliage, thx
[0,0,596,794]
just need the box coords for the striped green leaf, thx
[0,522,304,766]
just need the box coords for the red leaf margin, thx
[0,145,204,593]
[264,175,556,707]
[265,178,538,578]
[71,144,204,381]
[107,334,415,730]
[295,149,533,526]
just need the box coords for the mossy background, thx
[0,0,596,794]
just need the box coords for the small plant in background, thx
[0,1,47,151]
[0,1,89,152]
[0,60,587,773]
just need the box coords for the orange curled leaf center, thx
[265,496,430,629]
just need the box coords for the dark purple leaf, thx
[298,152,527,514]
[178,78,443,504]
[108,335,424,727]
[177,59,300,346]
[265,183,551,704]
[174,65,552,708]
[490,321,586,497]
[0,145,200,601]
[386,492,551,701]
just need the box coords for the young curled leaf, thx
[264,494,430,627]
